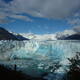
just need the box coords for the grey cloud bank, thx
[0,0,80,19]
[9,0,80,18]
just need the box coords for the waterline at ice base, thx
[0,40,80,80]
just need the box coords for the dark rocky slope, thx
[0,27,29,40]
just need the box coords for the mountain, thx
[0,27,29,40]
[15,34,29,40]
[55,29,80,40]
[1,27,79,41]
[56,30,77,40]
[19,30,80,40]
[20,33,57,41]
[64,34,80,40]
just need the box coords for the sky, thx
[0,0,80,34]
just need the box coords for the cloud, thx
[67,11,80,33]
[68,18,80,26]
[0,19,14,24]
[3,0,13,3]
[0,0,33,23]
[10,0,80,19]
[9,14,32,21]
[0,0,80,20]
[73,26,80,33]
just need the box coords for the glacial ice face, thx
[0,40,80,62]
[0,40,80,78]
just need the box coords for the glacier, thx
[0,40,80,79]
[0,40,80,61]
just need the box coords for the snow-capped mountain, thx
[20,29,80,40]
[56,29,80,40]
[56,30,77,40]
[1,27,79,41]
[63,34,80,40]
[20,33,57,41]
[0,27,29,40]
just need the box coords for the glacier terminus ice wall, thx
[0,40,80,61]
[0,40,80,78]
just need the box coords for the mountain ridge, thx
[0,27,29,40]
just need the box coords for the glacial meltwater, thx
[0,40,80,80]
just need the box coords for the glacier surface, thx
[0,40,80,61]
[0,40,80,79]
